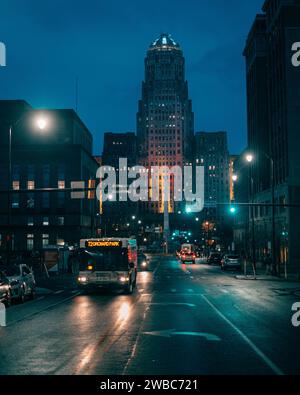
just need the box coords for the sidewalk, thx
[235,263,300,283]
[35,272,77,291]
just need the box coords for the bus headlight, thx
[78,276,87,283]
[119,276,129,283]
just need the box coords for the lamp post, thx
[7,114,49,264]
[263,154,276,276]
[245,153,256,278]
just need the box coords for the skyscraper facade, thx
[243,0,300,274]
[137,34,194,213]
[194,132,230,224]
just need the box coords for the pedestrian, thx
[264,253,272,275]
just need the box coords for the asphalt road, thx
[0,255,299,375]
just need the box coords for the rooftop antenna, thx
[75,76,79,113]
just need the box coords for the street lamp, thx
[244,151,277,276]
[244,153,256,276]
[36,117,49,131]
[245,153,254,163]
[232,174,238,182]
[7,113,51,264]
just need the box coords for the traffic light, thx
[185,206,192,214]
[229,206,237,214]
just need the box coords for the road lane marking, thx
[123,291,154,375]
[7,292,81,326]
[146,302,196,308]
[143,329,221,341]
[187,289,194,293]
[54,290,64,295]
[36,296,45,301]
[201,294,284,376]
[171,289,176,293]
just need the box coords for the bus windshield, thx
[78,249,129,271]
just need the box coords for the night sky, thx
[0,0,263,155]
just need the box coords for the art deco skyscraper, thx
[137,34,194,213]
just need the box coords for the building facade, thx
[194,132,230,222]
[193,132,231,250]
[137,33,194,214]
[243,0,300,274]
[101,132,139,236]
[0,100,99,254]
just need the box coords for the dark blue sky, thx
[0,0,263,155]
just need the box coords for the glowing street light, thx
[232,174,238,182]
[245,154,254,163]
[36,117,48,131]
[7,113,52,264]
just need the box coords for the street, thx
[0,255,299,375]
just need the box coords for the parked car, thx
[0,264,36,303]
[207,253,222,266]
[0,271,11,307]
[221,255,241,271]
[138,253,149,271]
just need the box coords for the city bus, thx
[76,238,138,294]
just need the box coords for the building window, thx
[27,181,35,190]
[13,181,20,190]
[28,165,35,180]
[58,181,65,207]
[42,234,49,247]
[12,181,20,208]
[43,164,50,187]
[58,216,64,226]
[42,192,50,208]
[58,180,65,190]
[58,164,65,180]
[28,217,34,226]
[43,217,49,226]
[27,234,34,251]
[12,194,19,209]
[27,193,34,208]
[12,165,20,181]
